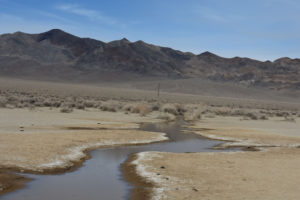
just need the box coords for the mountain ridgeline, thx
[0,29,299,89]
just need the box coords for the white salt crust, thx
[15,133,169,171]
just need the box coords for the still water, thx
[2,120,224,200]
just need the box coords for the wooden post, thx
[157,83,160,101]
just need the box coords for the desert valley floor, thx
[0,78,299,200]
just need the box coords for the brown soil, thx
[0,169,31,197]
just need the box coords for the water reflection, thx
[2,120,223,200]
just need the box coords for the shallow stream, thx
[2,120,225,200]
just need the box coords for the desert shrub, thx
[75,103,85,110]
[122,103,152,116]
[160,103,185,115]
[184,108,202,121]
[205,113,216,118]
[276,111,289,117]
[122,103,134,112]
[245,112,258,120]
[28,104,35,110]
[0,96,7,108]
[83,100,98,108]
[160,104,178,115]
[241,116,250,120]
[65,96,76,102]
[52,101,61,108]
[176,104,187,115]
[43,100,52,107]
[157,113,176,121]
[16,103,22,108]
[34,101,43,107]
[133,104,152,116]
[151,103,160,111]
[6,95,18,103]
[284,116,296,122]
[200,108,211,115]
[100,100,121,112]
[19,96,33,104]
[231,109,247,116]
[60,104,73,113]
[259,115,268,120]
[213,107,232,116]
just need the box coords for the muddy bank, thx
[121,155,154,200]
[0,170,31,197]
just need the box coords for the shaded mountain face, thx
[0,29,299,89]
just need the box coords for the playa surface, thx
[128,116,300,200]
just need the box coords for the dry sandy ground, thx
[190,116,300,148]
[128,116,300,200]
[0,107,168,194]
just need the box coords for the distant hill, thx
[0,29,299,89]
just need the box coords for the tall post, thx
[157,82,160,102]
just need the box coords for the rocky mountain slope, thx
[0,29,299,89]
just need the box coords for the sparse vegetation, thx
[0,79,298,122]
[184,108,202,121]
[100,100,120,112]
[123,103,152,116]
[160,103,186,116]
[284,116,296,122]
[60,104,73,113]
[0,96,7,108]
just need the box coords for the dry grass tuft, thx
[60,104,73,113]
[160,103,185,115]
[284,116,296,122]
[131,103,152,116]
[184,108,202,121]
[0,96,7,108]
[83,100,99,108]
[100,100,121,112]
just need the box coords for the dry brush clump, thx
[60,103,73,113]
[184,108,202,121]
[182,104,205,121]
[160,103,186,116]
[100,100,122,112]
[283,116,296,122]
[209,107,271,120]
[122,103,152,116]
[0,96,7,108]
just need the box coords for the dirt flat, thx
[129,116,300,200]
[132,148,300,200]
[189,116,300,148]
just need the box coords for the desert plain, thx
[0,78,299,200]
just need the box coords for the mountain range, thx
[0,29,299,89]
